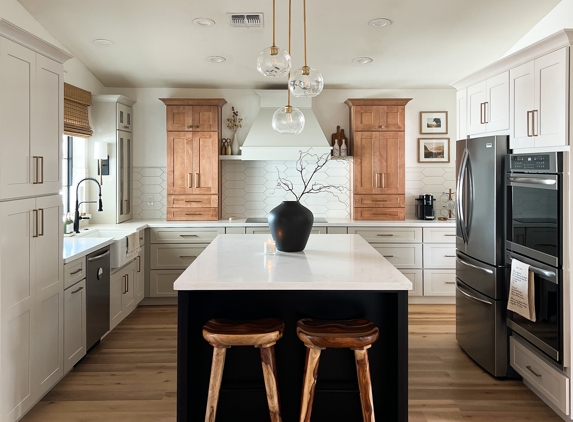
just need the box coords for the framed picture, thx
[420,111,448,134]
[418,138,450,163]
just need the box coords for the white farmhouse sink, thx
[76,229,138,268]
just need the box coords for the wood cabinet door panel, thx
[534,48,568,148]
[353,106,379,131]
[192,106,218,131]
[378,106,405,131]
[193,132,219,195]
[353,132,376,194]
[167,132,193,194]
[510,61,535,149]
[166,106,192,131]
[377,132,405,194]
[0,38,36,200]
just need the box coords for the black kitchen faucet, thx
[74,177,103,233]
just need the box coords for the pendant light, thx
[272,0,305,134]
[257,0,292,77]
[289,0,323,97]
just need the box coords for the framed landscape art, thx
[418,138,450,163]
[420,111,448,134]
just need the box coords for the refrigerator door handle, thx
[456,284,493,306]
[456,257,494,274]
[456,148,469,243]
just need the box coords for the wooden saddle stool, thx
[202,318,284,422]
[296,318,380,422]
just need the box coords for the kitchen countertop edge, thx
[63,237,115,263]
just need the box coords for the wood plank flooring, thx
[20,305,563,422]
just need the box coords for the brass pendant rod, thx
[272,0,276,47]
[287,0,292,108]
[303,0,307,66]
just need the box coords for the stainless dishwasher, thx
[86,246,111,350]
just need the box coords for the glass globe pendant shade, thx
[257,46,292,77]
[272,106,305,134]
[289,66,324,97]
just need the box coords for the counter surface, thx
[173,234,413,291]
[63,237,114,263]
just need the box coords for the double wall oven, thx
[505,152,563,367]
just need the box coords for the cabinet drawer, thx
[423,270,456,296]
[149,270,183,297]
[64,257,86,289]
[150,244,207,269]
[327,227,348,234]
[399,269,422,296]
[424,244,456,268]
[353,207,405,220]
[371,244,422,268]
[354,195,404,208]
[167,194,218,208]
[423,227,456,243]
[245,227,326,235]
[167,207,218,221]
[150,227,224,243]
[510,335,569,415]
[349,227,422,243]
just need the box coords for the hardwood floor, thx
[21,305,562,422]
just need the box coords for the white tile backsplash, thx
[132,161,456,220]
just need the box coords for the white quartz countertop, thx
[173,234,413,291]
[63,237,114,263]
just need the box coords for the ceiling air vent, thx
[228,13,264,28]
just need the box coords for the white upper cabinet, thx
[467,72,509,136]
[510,48,568,149]
[456,89,467,140]
[117,103,133,132]
[0,24,70,201]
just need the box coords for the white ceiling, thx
[18,0,560,89]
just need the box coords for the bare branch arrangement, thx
[276,149,348,202]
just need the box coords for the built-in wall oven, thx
[505,152,563,367]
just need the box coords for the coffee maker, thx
[415,194,435,220]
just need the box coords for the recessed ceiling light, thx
[193,18,215,27]
[352,57,373,64]
[369,18,392,28]
[93,39,114,46]
[208,56,226,63]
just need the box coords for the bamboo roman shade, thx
[64,83,93,137]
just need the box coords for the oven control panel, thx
[507,152,561,173]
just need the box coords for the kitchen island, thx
[175,234,412,422]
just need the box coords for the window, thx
[62,135,88,214]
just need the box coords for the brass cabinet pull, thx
[71,286,84,294]
[126,274,129,293]
[371,199,388,203]
[444,234,456,237]
[187,173,192,188]
[445,281,456,285]
[373,173,378,188]
[195,172,199,188]
[376,234,394,237]
[480,102,485,124]
[444,255,456,258]
[180,234,198,237]
[38,208,44,236]
[123,275,127,294]
[526,365,542,377]
[383,255,394,258]
[185,200,202,203]
[32,209,38,238]
[381,173,385,188]
[33,157,39,184]
[39,156,44,184]
[532,110,538,136]
[185,213,202,216]
[137,255,141,272]
[527,111,533,137]
[179,256,197,259]
[483,102,488,124]
[70,268,83,275]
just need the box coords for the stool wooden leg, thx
[299,347,322,422]
[354,348,375,422]
[259,345,282,422]
[205,347,227,422]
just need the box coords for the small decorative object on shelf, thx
[221,138,232,155]
[264,238,277,255]
[439,188,456,220]
[340,129,348,157]
[270,149,348,252]
[226,107,243,155]
[331,125,342,157]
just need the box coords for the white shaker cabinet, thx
[467,72,509,136]
[63,279,86,374]
[0,35,67,201]
[510,47,568,149]
[456,89,467,140]
[0,194,63,422]
[110,260,137,330]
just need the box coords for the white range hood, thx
[240,90,332,160]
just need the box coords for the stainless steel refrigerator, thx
[455,135,509,377]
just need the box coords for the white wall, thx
[1,0,104,93]
[505,0,573,55]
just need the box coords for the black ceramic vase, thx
[267,201,314,252]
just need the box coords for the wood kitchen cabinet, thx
[161,98,226,221]
[509,47,568,149]
[346,98,411,220]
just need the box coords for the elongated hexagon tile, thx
[224,172,246,181]
[223,188,246,198]
[223,180,247,189]
[244,184,267,193]
[223,205,246,215]
[243,192,267,202]
[244,167,266,177]
[140,176,163,185]
[244,160,267,168]
[244,201,268,210]
[223,196,246,206]
[140,184,164,194]
[139,210,164,219]
[423,176,446,185]
[422,167,446,177]
[140,167,164,177]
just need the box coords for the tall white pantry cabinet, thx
[0,20,72,422]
